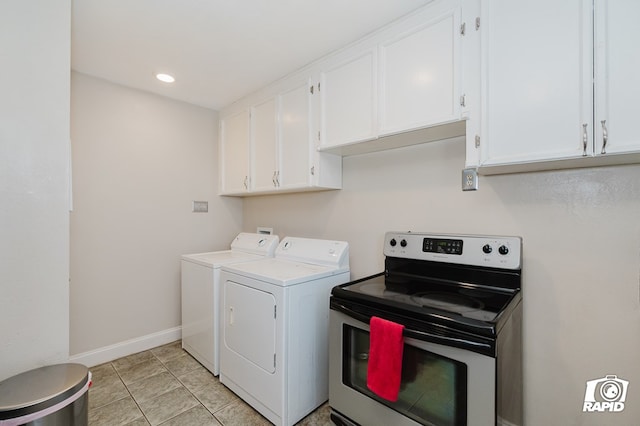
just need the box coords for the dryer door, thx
[224,280,276,373]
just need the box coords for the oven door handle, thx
[332,301,493,352]
[403,328,492,351]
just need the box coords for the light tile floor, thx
[88,340,330,426]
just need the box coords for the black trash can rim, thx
[0,363,89,420]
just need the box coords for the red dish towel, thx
[367,316,405,402]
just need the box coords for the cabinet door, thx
[320,50,376,147]
[251,98,278,192]
[219,110,250,194]
[594,0,640,155]
[279,82,312,189]
[480,0,593,166]
[379,0,461,135]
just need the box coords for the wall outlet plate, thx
[192,201,208,212]
[462,168,478,191]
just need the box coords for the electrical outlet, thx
[192,201,208,213]
[462,169,478,191]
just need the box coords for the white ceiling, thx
[71,0,432,110]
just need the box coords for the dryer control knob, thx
[482,244,492,254]
[498,245,509,255]
[390,239,397,247]
[400,239,407,248]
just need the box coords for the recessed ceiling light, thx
[156,73,175,83]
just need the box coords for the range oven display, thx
[422,238,463,255]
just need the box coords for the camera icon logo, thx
[583,375,629,412]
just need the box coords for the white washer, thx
[219,237,350,426]
[181,232,279,376]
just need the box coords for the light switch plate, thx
[462,169,478,191]
[192,201,208,212]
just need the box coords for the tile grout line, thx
[153,347,232,426]
[110,357,150,426]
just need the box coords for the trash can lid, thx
[0,363,89,420]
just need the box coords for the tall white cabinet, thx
[467,0,640,173]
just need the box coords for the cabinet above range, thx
[465,0,640,175]
[317,0,472,156]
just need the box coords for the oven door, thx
[329,306,496,426]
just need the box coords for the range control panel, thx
[384,232,522,270]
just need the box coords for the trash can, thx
[0,363,91,426]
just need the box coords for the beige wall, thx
[244,137,640,425]
[70,73,242,357]
[0,0,71,381]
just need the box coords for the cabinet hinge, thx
[318,82,321,91]
[460,95,466,107]
[475,17,481,31]
[310,85,314,95]
[475,135,480,148]
[274,353,276,368]
[317,131,321,141]
[310,166,315,176]
[460,22,466,36]
[274,305,277,318]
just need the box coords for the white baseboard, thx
[69,326,182,367]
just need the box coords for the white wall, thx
[0,0,71,381]
[70,73,242,361]
[243,138,640,425]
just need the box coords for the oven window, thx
[342,325,467,426]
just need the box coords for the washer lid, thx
[0,363,89,419]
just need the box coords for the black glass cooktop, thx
[334,273,517,324]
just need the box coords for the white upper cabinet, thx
[479,0,591,166]
[219,110,250,194]
[594,0,640,156]
[319,49,377,148]
[317,0,465,154]
[470,0,640,173]
[379,4,460,135]
[219,77,342,196]
[251,97,278,192]
[279,82,313,189]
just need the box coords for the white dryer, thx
[219,236,350,426]
[181,232,279,376]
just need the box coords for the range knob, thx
[482,244,492,254]
[400,239,407,248]
[390,238,397,247]
[498,245,509,255]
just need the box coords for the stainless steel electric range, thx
[329,232,523,426]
